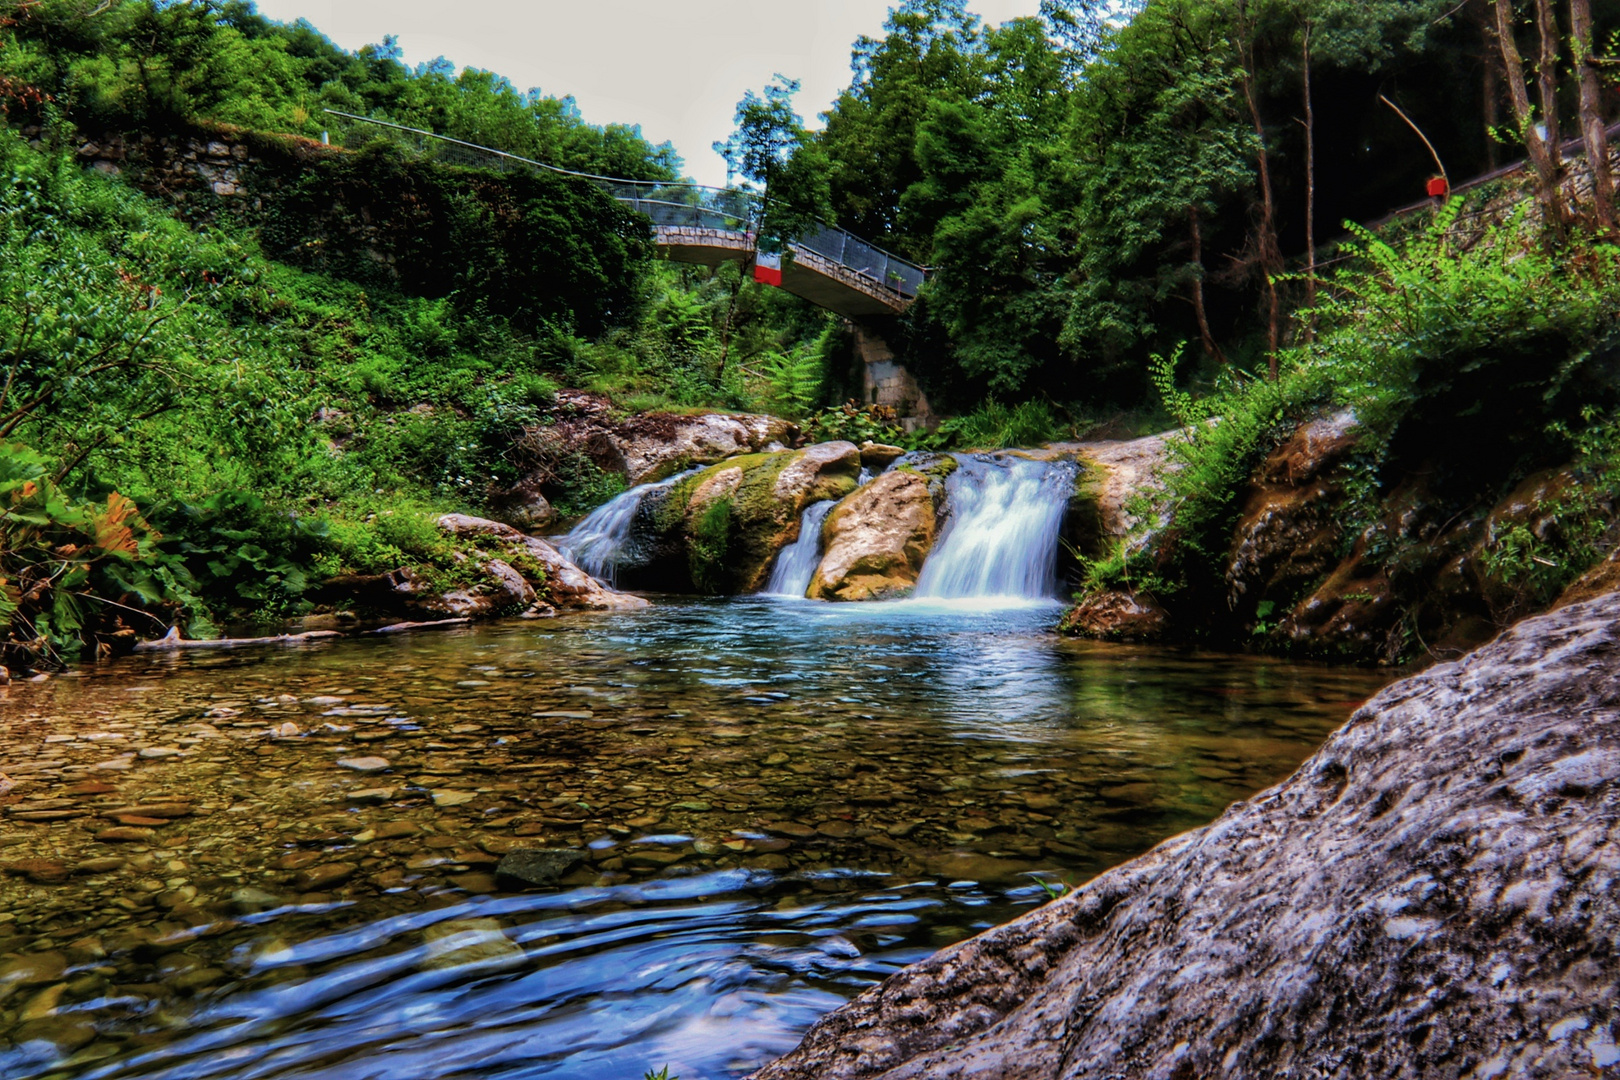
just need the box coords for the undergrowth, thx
[1082,201,1620,621]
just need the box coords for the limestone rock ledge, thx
[753,590,1620,1080]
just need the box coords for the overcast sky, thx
[249,0,1043,185]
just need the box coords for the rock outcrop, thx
[506,392,801,506]
[1060,410,1619,663]
[434,514,649,611]
[315,515,648,619]
[807,470,937,601]
[1050,430,1176,542]
[755,590,1620,1080]
[605,441,864,593]
[614,411,799,485]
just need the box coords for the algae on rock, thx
[629,442,862,593]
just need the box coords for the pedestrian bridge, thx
[614,186,922,317]
[325,112,925,318]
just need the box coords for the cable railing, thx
[323,110,925,301]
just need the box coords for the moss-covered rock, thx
[624,442,862,594]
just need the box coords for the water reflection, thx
[0,599,1389,1080]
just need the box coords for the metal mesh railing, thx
[324,110,926,301]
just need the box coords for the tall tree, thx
[1492,0,1570,231]
[713,75,830,253]
[818,0,984,254]
[1569,0,1615,232]
[1232,0,1283,376]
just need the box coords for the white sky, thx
[249,0,1043,185]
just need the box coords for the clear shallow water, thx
[0,599,1390,1080]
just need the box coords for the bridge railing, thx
[323,110,926,301]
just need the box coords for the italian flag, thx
[753,249,783,287]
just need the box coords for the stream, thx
[0,598,1389,1080]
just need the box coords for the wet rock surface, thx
[1058,590,1169,642]
[808,472,937,601]
[599,442,862,593]
[1225,409,1360,616]
[1049,431,1176,542]
[0,600,1385,1079]
[495,849,584,888]
[434,514,649,612]
[755,590,1620,1080]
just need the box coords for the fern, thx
[761,345,822,417]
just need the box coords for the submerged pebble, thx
[0,600,1387,1080]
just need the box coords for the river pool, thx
[0,598,1389,1080]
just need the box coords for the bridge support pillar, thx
[849,321,934,433]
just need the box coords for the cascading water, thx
[763,500,836,597]
[553,469,697,586]
[913,454,1077,602]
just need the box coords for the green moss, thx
[688,496,735,594]
[896,453,959,508]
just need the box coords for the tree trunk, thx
[1189,205,1225,366]
[1570,0,1616,232]
[1233,0,1281,376]
[1492,0,1569,231]
[1242,72,1282,377]
[1533,0,1564,174]
[1483,9,1502,171]
[716,274,740,381]
[1303,23,1317,339]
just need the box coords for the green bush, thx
[935,398,1065,449]
[1101,204,1620,613]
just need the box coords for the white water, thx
[913,454,1077,602]
[553,469,698,586]
[763,500,836,598]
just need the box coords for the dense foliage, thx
[800,0,1620,406]
[1081,202,1620,644]
[3,0,1620,664]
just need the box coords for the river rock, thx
[1058,589,1169,642]
[858,442,906,470]
[434,514,649,611]
[808,471,936,601]
[753,590,1620,1080]
[487,477,556,531]
[420,918,525,971]
[614,412,798,484]
[495,848,584,888]
[320,561,532,621]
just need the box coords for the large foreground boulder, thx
[755,591,1620,1080]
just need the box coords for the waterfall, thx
[553,469,697,587]
[913,454,1077,602]
[763,500,836,598]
